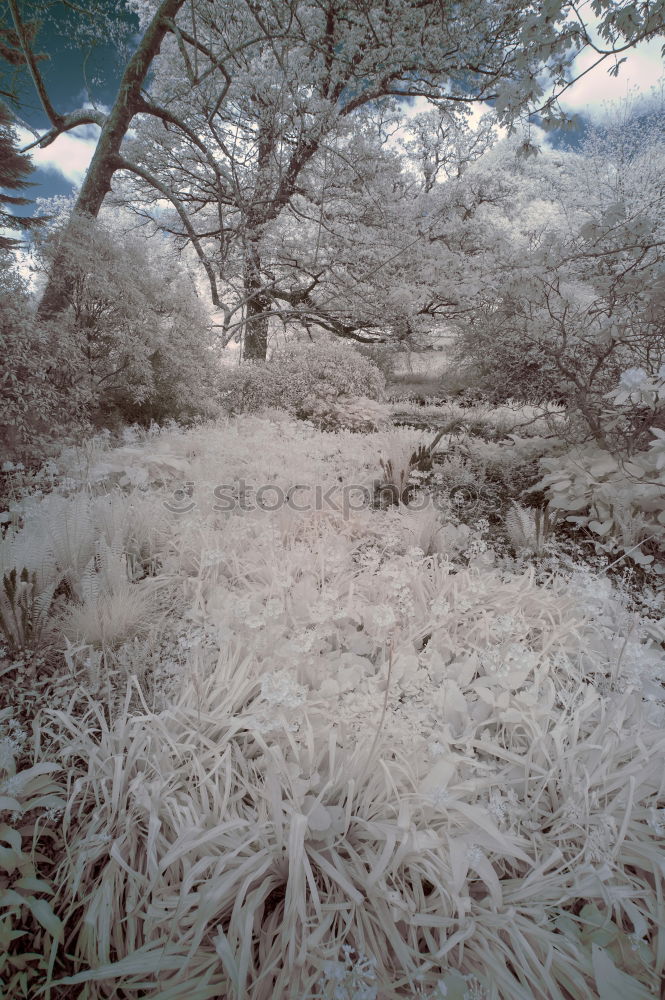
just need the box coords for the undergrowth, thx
[0,409,663,999]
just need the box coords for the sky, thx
[3,3,136,205]
[3,9,665,212]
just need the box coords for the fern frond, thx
[79,558,101,606]
[43,496,97,597]
[505,502,537,552]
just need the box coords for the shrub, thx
[300,391,390,432]
[26,213,221,438]
[531,432,665,574]
[353,343,398,383]
[602,366,665,455]
[449,114,665,436]
[450,321,565,407]
[220,340,385,418]
[0,289,91,464]
[116,338,222,428]
[269,338,385,401]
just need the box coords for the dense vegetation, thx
[1,1,664,997]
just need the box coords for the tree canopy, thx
[4,0,664,356]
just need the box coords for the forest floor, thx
[1,398,664,999]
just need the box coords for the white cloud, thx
[559,37,664,117]
[402,32,663,125]
[17,125,100,185]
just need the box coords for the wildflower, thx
[370,604,396,630]
[292,629,318,653]
[585,817,617,863]
[431,597,451,617]
[480,640,536,678]
[310,597,332,624]
[200,550,225,569]
[265,597,285,618]
[430,787,453,807]
[492,614,520,639]
[464,537,488,557]
[487,790,508,823]
[0,736,22,771]
[0,773,28,798]
[318,946,378,1000]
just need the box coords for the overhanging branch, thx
[20,109,107,152]
[7,0,63,128]
[114,154,221,308]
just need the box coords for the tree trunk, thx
[240,114,278,361]
[37,0,186,319]
[242,239,271,360]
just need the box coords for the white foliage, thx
[5,412,665,998]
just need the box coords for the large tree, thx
[4,0,665,354]
[444,97,665,450]
[4,0,189,314]
[118,105,429,346]
[105,0,665,358]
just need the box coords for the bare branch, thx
[7,0,63,128]
[135,96,235,187]
[114,154,221,308]
[20,109,107,152]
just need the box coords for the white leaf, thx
[591,944,652,1000]
[588,519,613,536]
[303,797,332,833]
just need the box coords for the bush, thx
[115,337,222,428]
[450,317,569,407]
[353,343,398,383]
[1,216,222,465]
[301,391,391,432]
[448,113,665,428]
[0,287,91,464]
[220,340,386,422]
[531,431,665,574]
